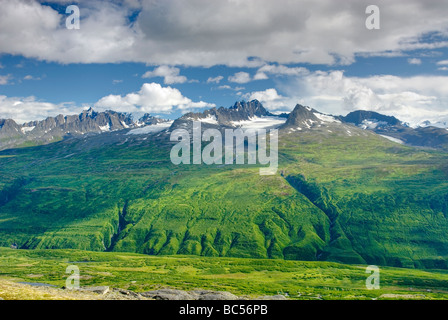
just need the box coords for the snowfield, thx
[99,124,111,132]
[380,134,404,144]
[21,126,35,133]
[231,116,286,130]
[126,121,173,135]
[314,113,340,123]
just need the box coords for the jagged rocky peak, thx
[279,104,347,134]
[138,113,167,125]
[281,104,321,129]
[175,100,271,128]
[0,107,170,151]
[229,100,268,116]
[80,107,97,119]
[0,118,23,137]
[215,100,270,123]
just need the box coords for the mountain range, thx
[0,108,167,150]
[2,101,448,151]
[1,101,448,270]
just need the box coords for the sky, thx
[1,0,448,125]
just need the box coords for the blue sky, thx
[1,0,448,125]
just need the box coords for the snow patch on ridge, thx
[99,124,110,132]
[380,135,404,144]
[126,121,173,135]
[21,126,35,133]
[314,112,340,123]
[200,115,218,125]
[231,116,286,130]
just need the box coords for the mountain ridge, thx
[1,100,448,151]
[0,108,167,150]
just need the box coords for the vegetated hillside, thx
[1,105,448,270]
[3,248,448,300]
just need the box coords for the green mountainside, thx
[1,104,448,270]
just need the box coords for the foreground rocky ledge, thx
[0,280,287,300]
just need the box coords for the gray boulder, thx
[79,286,110,295]
[141,289,194,300]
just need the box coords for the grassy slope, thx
[280,130,448,268]
[2,247,448,300]
[0,128,448,269]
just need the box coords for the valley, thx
[1,102,448,270]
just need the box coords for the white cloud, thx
[407,58,422,65]
[95,82,215,113]
[279,70,448,125]
[228,66,307,83]
[217,85,245,91]
[437,60,448,65]
[253,72,269,80]
[1,0,448,66]
[438,67,448,71]
[0,95,81,123]
[23,75,41,80]
[247,88,290,110]
[0,74,11,85]
[255,64,309,80]
[228,72,251,84]
[142,65,187,84]
[207,76,223,84]
[0,82,214,123]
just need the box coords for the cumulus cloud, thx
[437,60,448,65]
[95,82,215,113]
[206,76,223,84]
[254,64,309,80]
[0,83,215,122]
[142,65,187,84]
[279,70,448,125]
[1,0,448,66]
[228,72,251,84]
[0,95,82,124]
[247,88,292,110]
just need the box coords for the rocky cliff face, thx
[340,110,448,149]
[2,101,448,151]
[0,108,167,150]
[281,104,321,130]
[0,119,24,138]
[169,99,278,132]
[340,110,403,128]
